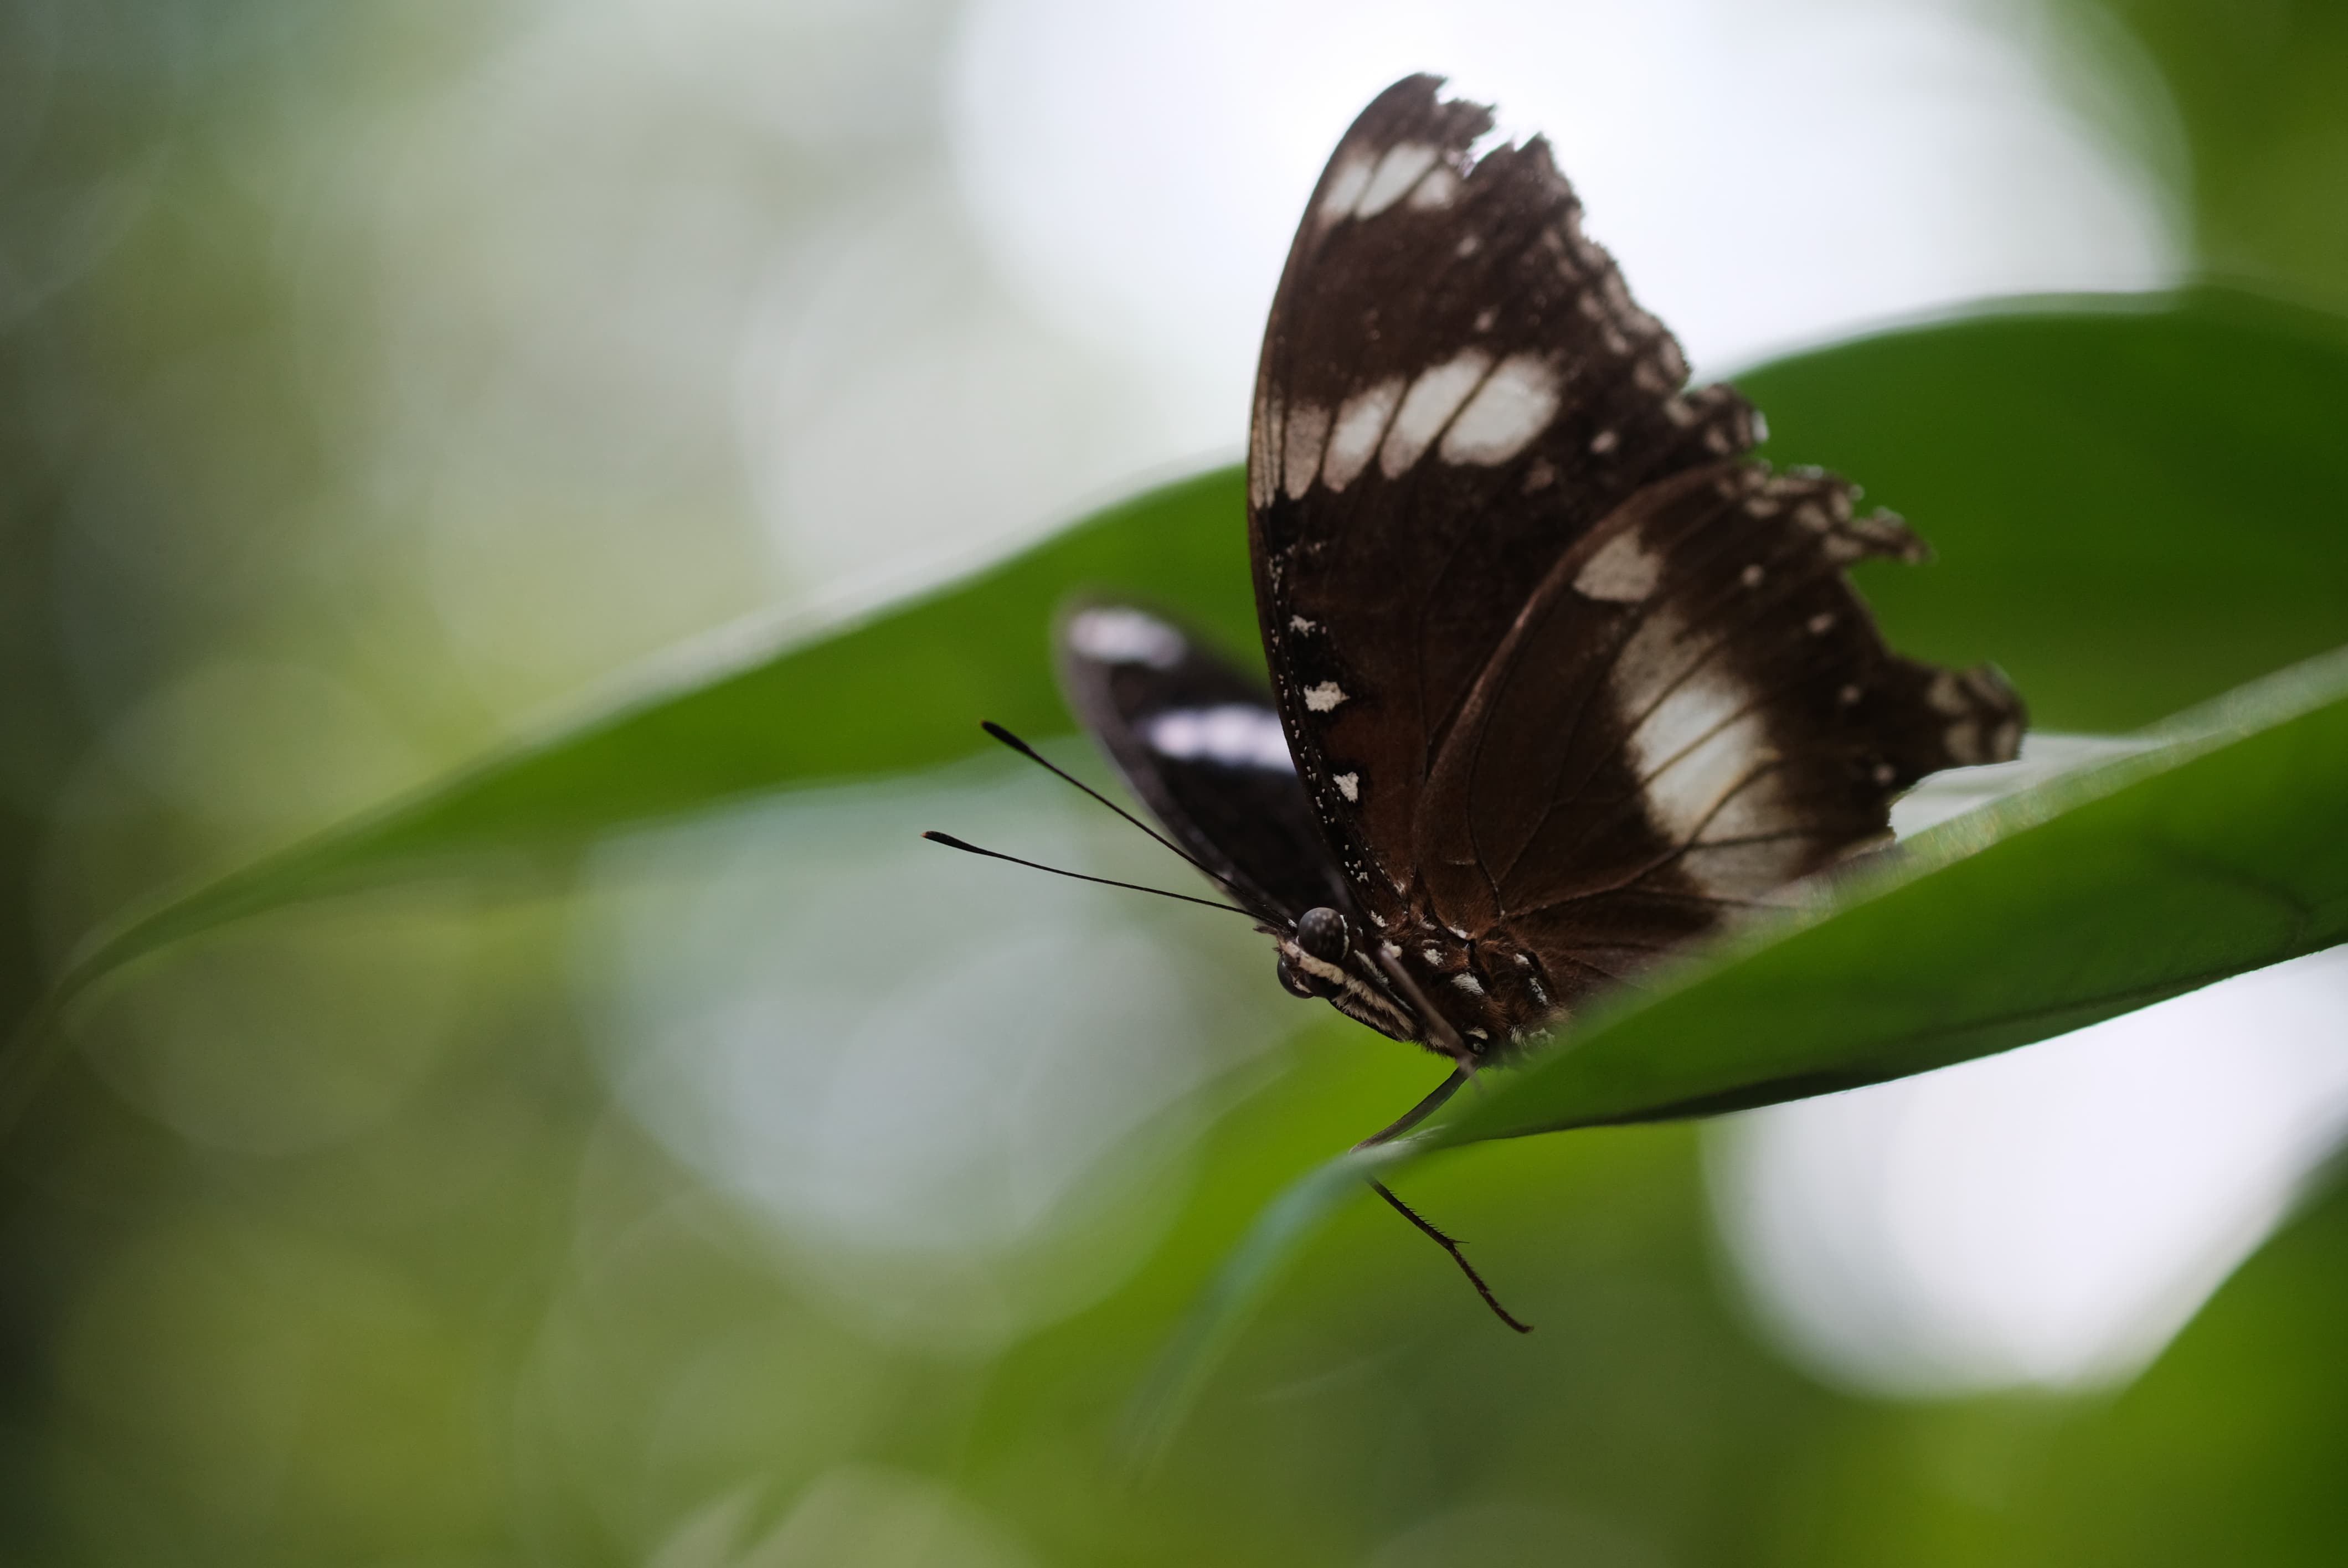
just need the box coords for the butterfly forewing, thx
[1248,75,1758,927]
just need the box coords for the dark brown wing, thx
[1247,75,1756,930]
[1247,75,2025,1048]
[1413,463,2022,1013]
[1055,600,1353,925]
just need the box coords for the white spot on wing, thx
[1333,771,1359,802]
[1281,401,1331,500]
[1249,387,1280,509]
[1068,607,1184,669]
[1625,662,1778,843]
[1288,614,1317,633]
[1302,682,1347,713]
[1381,349,1491,477]
[1451,972,1485,996]
[1142,704,1295,771]
[1440,353,1561,466]
[1355,142,1440,218]
[1695,771,1791,845]
[1319,153,1373,223]
[1612,605,1707,715]
[1574,529,1664,602]
[1322,376,1404,491]
[1408,164,1460,209]
[1680,833,1809,896]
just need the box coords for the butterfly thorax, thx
[1371,910,1562,1061]
[1271,900,1563,1065]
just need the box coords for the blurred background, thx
[3,1,2346,1562]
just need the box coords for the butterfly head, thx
[1269,903,1459,1055]
[1273,905,1352,999]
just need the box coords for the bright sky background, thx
[946,0,2180,419]
[748,0,2184,592]
[1713,945,2348,1394]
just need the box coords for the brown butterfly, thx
[953,75,2022,1328]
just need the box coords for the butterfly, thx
[951,75,2022,1327]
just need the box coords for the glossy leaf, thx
[1142,652,2348,1450]
[52,289,2348,1017]
[48,468,1255,1006]
[1744,288,2348,730]
[1433,649,2348,1144]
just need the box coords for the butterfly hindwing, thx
[1055,601,1350,927]
[1414,461,2021,1024]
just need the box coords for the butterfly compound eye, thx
[1295,906,1350,963]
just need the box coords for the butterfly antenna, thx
[1369,1179,1534,1334]
[920,832,1257,917]
[978,721,1250,899]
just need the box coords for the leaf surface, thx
[1432,651,2348,1145]
[47,288,2348,1051]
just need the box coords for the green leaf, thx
[53,287,2348,1017]
[1120,1141,1399,1471]
[1140,651,2348,1450]
[1743,288,2348,730]
[1429,647,2348,1147]
[44,467,1250,1009]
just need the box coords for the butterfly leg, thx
[1367,1179,1534,1334]
[1351,1065,1532,1332]
[1351,1065,1471,1150]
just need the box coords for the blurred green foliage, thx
[2091,0,2348,313]
[3,3,2346,1567]
[1744,291,2348,730]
